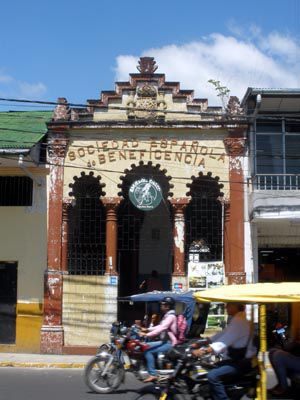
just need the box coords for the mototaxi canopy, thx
[118,290,197,329]
[193,282,300,304]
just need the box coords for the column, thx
[61,201,71,273]
[223,134,247,285]
[40,133,68,354]
[171,198,189,276]
[103,198,121,275]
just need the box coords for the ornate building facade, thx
[41,58,248,353]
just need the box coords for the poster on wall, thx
[188,261,226,330]
[188,261,224,290]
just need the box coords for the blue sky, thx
[0,0,299,110]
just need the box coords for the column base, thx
[226,272,246,285]
[40,325,64,354]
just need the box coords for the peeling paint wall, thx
[174,219,185,253]
[63,275,117,346]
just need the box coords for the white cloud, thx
[18,81,47,98]
[115,31,300,105]
[0,71,14,84]
[0,71,47,99]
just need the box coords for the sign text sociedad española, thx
[67,139,226,168]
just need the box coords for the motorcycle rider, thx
[268,338,300,396]
[139,296,178,382]
[192,302,256,400]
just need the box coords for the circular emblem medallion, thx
[129,178,162,211]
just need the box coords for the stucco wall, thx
[0,177,47,352]
[0,207,46,301]
[63,129,230,200]
[63,275,118,346]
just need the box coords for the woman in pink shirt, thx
[139,296,178,382]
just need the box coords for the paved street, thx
[0,367,145,400]
[0,366,281,400]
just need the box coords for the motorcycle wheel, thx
[137,394,193,400]
[83,355,124,394]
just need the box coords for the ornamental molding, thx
[223,137,247,157]
[126,84,167,121]
[47,136,69,159]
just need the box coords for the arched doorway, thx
[117,162,173,321]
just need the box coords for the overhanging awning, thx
[0,111,52,153]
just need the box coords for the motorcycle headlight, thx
[114,338,124,349]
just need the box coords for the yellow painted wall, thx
[0,303,43,353]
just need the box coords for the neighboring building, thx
[242,88,300,284]
[42,57,249,354]
[0,111,51,352]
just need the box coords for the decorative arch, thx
[67,171,106,275]
[185,171,224,263]
[117,161,173,199]
[186,171,224,199]
[69,171,106,198]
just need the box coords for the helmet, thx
[160,296,175,308]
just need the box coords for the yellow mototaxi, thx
[193,282,300,400]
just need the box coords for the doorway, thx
[117,163,173,322]
[259,247,300,344]
[0,262,17,344]
[259,247,300,282]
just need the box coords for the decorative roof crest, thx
[137,57,158,74]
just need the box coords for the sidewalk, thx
[0,352,272,370]
[0,352,91,368]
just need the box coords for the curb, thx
[0,361,85,368]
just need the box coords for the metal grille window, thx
[117,201,144,251]
[0,176,33,206]
[67,173,106,275]
[185,174,224,262]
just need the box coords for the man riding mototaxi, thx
[192,302,256,400]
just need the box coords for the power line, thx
[1,97,300,119]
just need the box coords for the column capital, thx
[102,197,122,211]
[170,197,190,213]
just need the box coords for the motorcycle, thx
[84,290,207,394]
[135,343,259,400]
[272,322,289,348]
[84,321,184,394]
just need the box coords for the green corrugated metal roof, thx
[0,111,52,149]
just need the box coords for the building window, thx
[0,176,33,206]
[68,172,106,275]
[185,173,224,262]
[255,120,300,189]
[256,120,300,174]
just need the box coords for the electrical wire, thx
[0,97,299,117]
